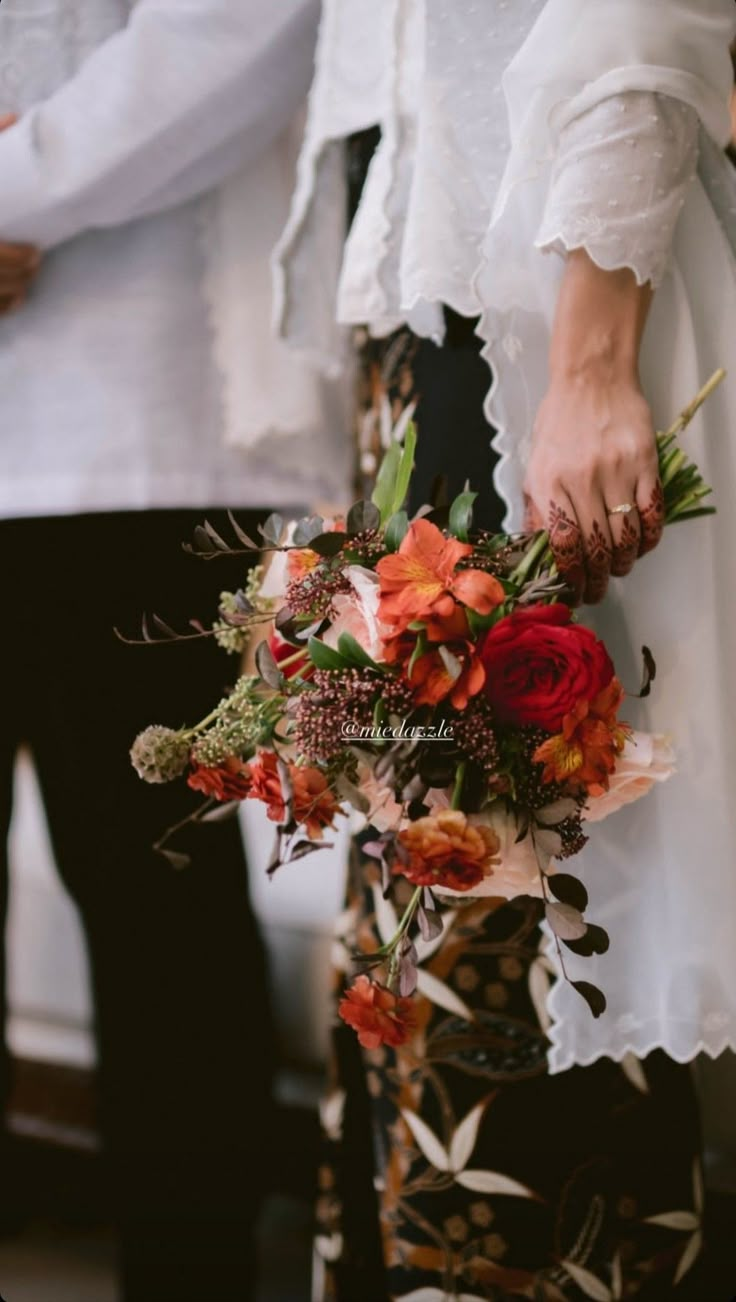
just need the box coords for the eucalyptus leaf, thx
[548,873,589,913]
[255,639,284,689]
[563,924,610,957]
[309,531,348,557]
[545,901,587,941]
[292,515,325,547]
[347,500,381,535]
[572,980,607,1019]
[259,512,284,545]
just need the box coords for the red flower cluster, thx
[248,750,339,839]
[338,975,415,1050]
[187,756,252,802]
[479,604,614,732]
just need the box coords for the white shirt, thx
[276,0,736,1075]
[0,0,352,518]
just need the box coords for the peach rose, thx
[322,565,386,662]
[582,732,675,824]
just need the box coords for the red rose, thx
[338,975,414,1050]
[478,604,614,732]
[187,756,252,802]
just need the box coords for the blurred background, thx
[0,751,349,1302]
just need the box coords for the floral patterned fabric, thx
[315,846,703,1302]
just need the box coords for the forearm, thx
[0,0,318,248]
[549,251,652,386]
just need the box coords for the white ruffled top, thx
[276,0,736,1075]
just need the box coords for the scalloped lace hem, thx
[546,1023,736,1076]
[535,229,667,290]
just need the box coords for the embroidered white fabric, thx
[276,0,736,1074]
[537,92,699,288]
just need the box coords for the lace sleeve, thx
[536,91,700,288]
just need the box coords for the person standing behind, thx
[0,2,350,1300]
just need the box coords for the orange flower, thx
[187,756,252,802]
[287,517,346,580]
[292,764,341,839]
[248,750,339,839]
[383,605,486,709]
[376,519,503,632]
[338,975,415,1050]
[286,547,320,581]
[397,808,500,892]
[407,645,486,710]
[533,677,631,792]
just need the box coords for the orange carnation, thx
[376,519,503,633]
[248,750,339,839]
[397,808,500,893]
[187,756,252,802]
[338,975,415,1050]
[292,764,341,839]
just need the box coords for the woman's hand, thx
[0,114,41,315]
[524,250,664,605]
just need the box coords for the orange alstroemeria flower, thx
[408,645,486,710]
[534,677,632,792]
[382,605,486,709]
[376,518,503,631]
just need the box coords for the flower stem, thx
[659,368,726,442]
[451,761,467,811]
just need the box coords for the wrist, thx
[549,330,641,387]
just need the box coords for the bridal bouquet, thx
[129,373,722,1044]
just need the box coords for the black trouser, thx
[0,510,275,1302]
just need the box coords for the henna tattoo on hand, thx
[610,514,640,577]
[639,481,665,556]
[548,500,584,601]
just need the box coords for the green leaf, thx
[407,631,427,679]
[371,440,403,524]
[309,531,348,557]
[448,490,477,542]
[336,632,382,670]
[384,510,409,552]
[371,423,418,524]
[347,500,381,535]
[391,421,417,517]
[307,637,347,670]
